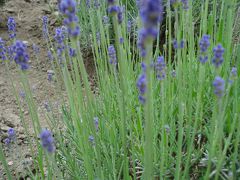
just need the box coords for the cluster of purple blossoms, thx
[0,38,7,61]
[199,34,210,64]
[7,17,16,39]
[59,0,80,37]
[212,44,224,68]
[12,40,29,70]
[39,129,55,153]
[213,76,225,98]
[137,0,163,57]
[173,39,185,49]
[42,16,48,39]
[4,128,16,145]
[108,45,117,65]
[137,63,147,104]
[54,27,65,58]
[155,56,166,80]
[107,0,123,24]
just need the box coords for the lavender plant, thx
[1,0,240,179]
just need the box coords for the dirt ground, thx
[0,0,68,178]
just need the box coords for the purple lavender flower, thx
[69,47,76,57]
[86,0,90,8]
[212,44,224,68]
[0,38,7,61]
[119,37,124,44]
[213,76,225,98]
[140,0,163,29]
[231,67,237,77]
[173,39,178,49]
[54,27,65,58]
[4,128,16,145]
[39,129,55,153]
[4,138,11,145]
[117,7,123,24]
[199,35,210,53]
[8,128,15,140]
[7,17,16,39]
[59,0,80,37]
[155,56,166,80]
[47,50,53,61]
[108,45,117,65]
[12,40,29,70]
[180,40,185,49]
[47,70,54,82]
[108,5,120,15]
[7,45,14,61]
[181,0,189,10]
[19,90,26,99]
[137,73,147,104]
[127,20,132,33]
[42,16,48,39]
[199,55,208,64]
[89,135,95,146]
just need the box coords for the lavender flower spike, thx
[39,129,55,153]
[12,40,29,70]
[212,44,224,68]
[213,76,225,98]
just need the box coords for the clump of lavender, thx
[39,129,55,153]
[0,38,7,61]
[137,0,163,57]
[213,76,225,98]
[212,44,224,68]
[59,0,80,38]
[12,40,29,70]
[199,34,210,64]
[155,56,166,80]
[137,63,147,104]
[42,16,48,39]
[108,45,117,65]
[7,17,16,39]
